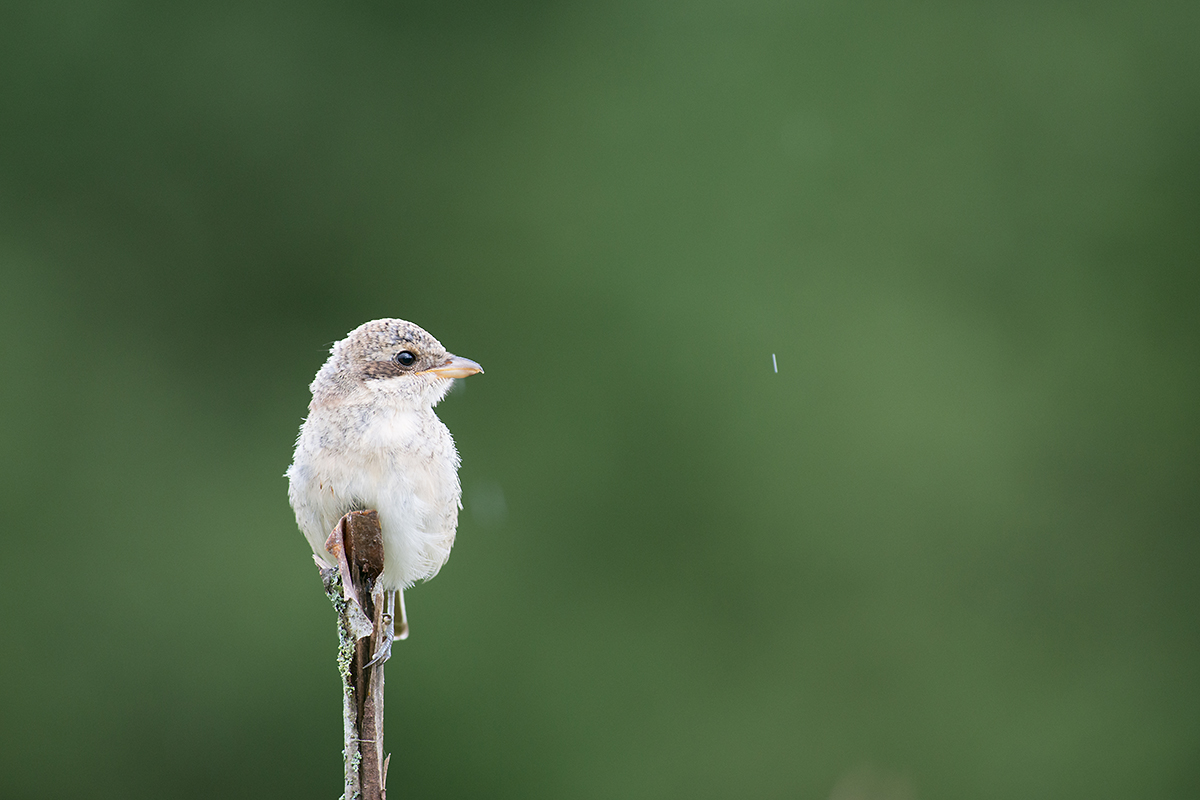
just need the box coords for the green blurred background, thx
[1,2,1197,798]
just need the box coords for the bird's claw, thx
[366,590,402,667]
[366,610,394,667]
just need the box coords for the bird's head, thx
[311,318,483,409]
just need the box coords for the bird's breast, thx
[293,403,460,587]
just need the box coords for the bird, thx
[287,318,482,652]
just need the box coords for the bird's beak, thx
[421,354,484,379]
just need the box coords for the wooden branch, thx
[320,510,389,800]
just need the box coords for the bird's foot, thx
[395,587,410,641]
[366,589,407,667]
[366,629,392,668]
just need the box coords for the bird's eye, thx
[394,350,417,367]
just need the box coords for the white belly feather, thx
[288,404,462,589]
